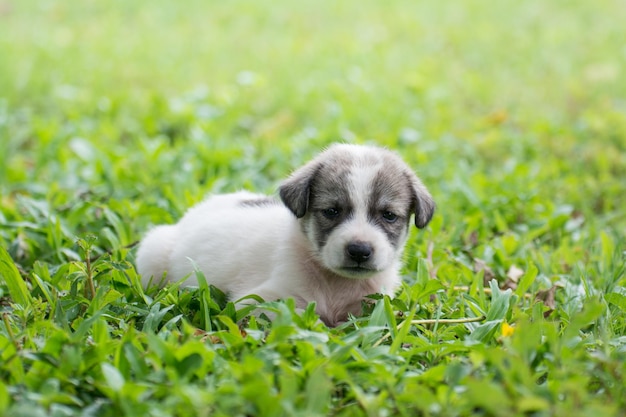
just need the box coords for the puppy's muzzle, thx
[346,241,373,263]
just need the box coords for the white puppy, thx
[136,144,435,326]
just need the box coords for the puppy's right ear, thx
[279,162,321,218]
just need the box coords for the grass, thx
[1,0,625,415]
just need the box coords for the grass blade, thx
[0,247,31,306]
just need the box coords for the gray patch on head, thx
[279,145,359,217]
[279,147,357,248]
[367,164,415,247]
[308,172,354,249]
[362,147,435,229]
[281,150,355,209]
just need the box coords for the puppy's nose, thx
[346,242,373,263]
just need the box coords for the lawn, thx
[1,0,625,416]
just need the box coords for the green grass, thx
[1,0,625,416]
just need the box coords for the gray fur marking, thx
[239,197,280,208]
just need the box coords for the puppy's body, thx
[136,144,434,326]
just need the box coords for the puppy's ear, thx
[407,172,435,229]
[279,162,321,218]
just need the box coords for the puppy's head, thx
[279,144,435,279]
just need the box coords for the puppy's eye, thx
[322,208,341,219]
[382,211,398,223]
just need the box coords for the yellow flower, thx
[502,322,515,337]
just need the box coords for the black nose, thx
[346,242,373,263]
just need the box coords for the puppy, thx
[136,144,435,326]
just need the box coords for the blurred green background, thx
[1,1,626,415]
[2,0,625,263]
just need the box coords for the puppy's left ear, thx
[407,173,435,229]
[279,161,321,218]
